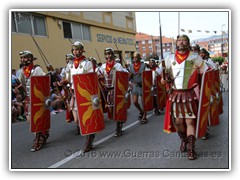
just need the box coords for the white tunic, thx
[18,65,45,96]
[165,52,208,90]
[66,59,93,89]
[164,52,208,118]
[146,66,162,85]
[97,62,127,88]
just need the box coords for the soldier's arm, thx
[116,63,128,72]
[61,67,70,86]
[34,66,46,76]
[84,60,94,73]
[195,55,208,74]
[97,66,105,80]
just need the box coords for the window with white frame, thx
[12,12,47,36]
[63,21,91,41]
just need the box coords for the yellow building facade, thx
[11,11,137,71]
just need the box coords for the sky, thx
[135,10,229,41]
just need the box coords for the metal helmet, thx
[89,57,97,64]
[72,41,85,52]
[149,58,156,63]
[20,50,37,60]
[200,48,210,58]
[133,52,141,59]
[199,48,208,53]
[104,47,114,54]
[19,51,24,56]
[177,34,190,44]
[104,47,116,59]
[89,57,96,61]
[191,43,200,52]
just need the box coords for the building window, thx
[148,40,152,44]
[142,47,146,51]
[63,22,72,38]
[142,40,145,44]
[103,12,112,24]
[127,20,133,29]
[12,12,47,36]
[63,21,91,41]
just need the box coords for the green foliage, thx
[212,56,225,65]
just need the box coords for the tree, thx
[212,56,225,65]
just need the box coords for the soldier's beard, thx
[106,56,114,61]
[23,60,32,66]
[75,53,81,58]
[176,44,189,51]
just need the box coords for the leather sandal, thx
[138,112,144,121]
[141,118,148,124]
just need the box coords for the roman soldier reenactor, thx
[199,48,214,140]
[97,47,128,137]
[18,50,49,152]
[60,54,74,123]
[161,35,208,160]
[60,41,96,153]
[147,58,163,115]
[199,48,217,69]
[191,43,200,54]
[89,57,97,72]
[129,52,148,124]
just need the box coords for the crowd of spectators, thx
[12,68,26,122]
[11,66,66,123]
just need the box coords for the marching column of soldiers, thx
[14,34,225,160]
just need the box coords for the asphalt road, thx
[11,92,229,169]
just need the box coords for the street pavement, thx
[11,92,229,169]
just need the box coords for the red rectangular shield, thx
[209,70,220,126]
[30,75,51,132]
[72,72,105,136]
[142,70,154,111]
[214,69,224,114]
[113,71,129,122]
[156,75,166,110]
[196,70,212,138]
